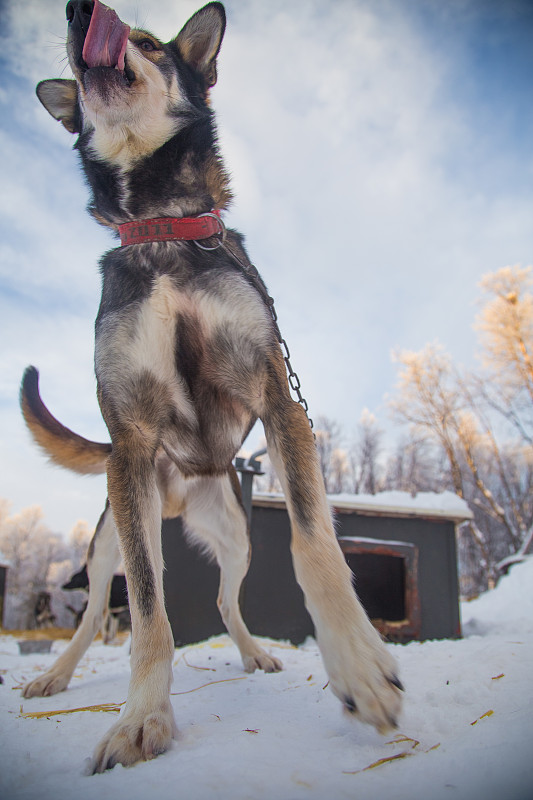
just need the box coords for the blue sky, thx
[1,0,532,534]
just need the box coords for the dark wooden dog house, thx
[162,490,471,647]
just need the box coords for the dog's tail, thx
[20,366,111,474]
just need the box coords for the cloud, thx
[1,0,532,531]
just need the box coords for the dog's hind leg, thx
[22,502,121,698]
[90,429,176,772]
[181,469,282,673]
[262,363,403,734]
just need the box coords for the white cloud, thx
[1,0,532,530]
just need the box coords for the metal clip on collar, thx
[195,212,227,251]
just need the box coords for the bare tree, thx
[0,504,67,628]
[0,502,97,629]
[389,265,533,594]
[389,344,528,591]
[475,265,533,424]
[68,520,93,570]
[382,433,446,495]
[314,415,345,492]
[348,409,383,494]
[329,448,350,494]
[390,343,467,495]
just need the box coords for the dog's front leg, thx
[262,362,403,733]
[90,433,176,773]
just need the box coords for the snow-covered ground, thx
[1,558,532,800]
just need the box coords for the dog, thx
[62,564,130,642]
[21,0,402,772]
[33,591,56,629]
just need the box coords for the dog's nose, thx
[66,0,94,26]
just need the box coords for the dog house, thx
[162,490,472,647]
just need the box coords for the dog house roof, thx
[253,490,473,523]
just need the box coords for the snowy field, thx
[1,558,532,800]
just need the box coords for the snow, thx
[1,558,532,800]
[254,490,474,522]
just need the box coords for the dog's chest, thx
[95,272,271,404]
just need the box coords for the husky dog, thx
[62,563,130,641]
[21,0,402,772]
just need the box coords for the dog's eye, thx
[138,39,158,52]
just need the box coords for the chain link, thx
[221,241,314,431]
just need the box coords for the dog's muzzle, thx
[66,0,132,84]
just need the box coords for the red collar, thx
[118,210,224,246]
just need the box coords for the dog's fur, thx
[21,1,402,771]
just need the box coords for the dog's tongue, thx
[82,0,130,71]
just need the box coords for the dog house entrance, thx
[338,537,421,642]
[345,552,406,621]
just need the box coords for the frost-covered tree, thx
[314,416,345,493]
[68,520,93,570]
[0,502,94,629]
[0,504,67,627]
[390,343,466,495]
[347,409,383,495]
[329,448,350,494]
[389,265,533,594]
[475,265,533,417]
[382,433,446,495]
[471,266,533,452]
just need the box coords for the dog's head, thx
[37,1,226,168]
[62,565,89,591]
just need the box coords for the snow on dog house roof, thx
[253,490,473,524]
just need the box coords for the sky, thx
[0,0,532,535]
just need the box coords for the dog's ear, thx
[36,79,80,134]
[175,2,226,88]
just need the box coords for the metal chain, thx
[221,241,314,431]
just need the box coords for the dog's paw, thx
[22,669,70,698]
[320,618,403,734]
[242,648,283,674]
[89,702,177,773]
